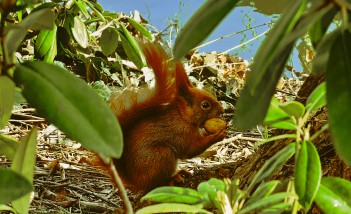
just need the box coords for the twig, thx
[224,29,270,53]
[109,161,133,213]
[195,22,271,50]
[214,134,263,147]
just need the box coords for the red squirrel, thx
[109,41,227,193]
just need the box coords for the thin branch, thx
[109,161,133,214]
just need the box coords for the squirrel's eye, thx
[201,100,211,110]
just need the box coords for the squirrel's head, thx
[175,62,224,126]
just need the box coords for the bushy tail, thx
[110,41,177,127]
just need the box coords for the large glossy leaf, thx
[13,62,123,158]
[248,143,296,191]
[295,141,321,209]
[326,29,351,166]
[173,0,240,60]
[235,1,334,129]
[100,27,119,56]
[5,8,55,54]
[315,182,351,213]
[11,127,37,214]
[0,168,32,204]
[136,203,210,214]
[0,76,15,129]
[141,186,204,205]
[306,82,326,112]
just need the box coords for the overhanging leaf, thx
[0,168,32,204]
[235,1,334,129]
[294,141,321,209]
[13,62,123,158]
[0,76,15,129]
[173,0,240,60]
[312,29,339,74]
[309,4,337,48]
[326,29,351,166]
[11,127,38,214]
[0,134,20,159]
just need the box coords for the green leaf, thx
[309,5,337,48]
[173,0,240,60]
[85,0,106,23]
[0,204,16,213]
[0,168,32,204]
[73,0,90,19]
[71,15,89,48]
[35,22,57,63]
[5,8,55,54]
[136,203,210,214]
[260,202,292,214]
[306,82,326,112]
[315,183,351,213]
[326,29,351,166]
[321,177,351,206]
[312,29,339,74]
[248,143,295,191]
[11,127,37,214]
[0,134,19,159]
[263,98,297,130]
[0,76,15,129]
[100,27,119,56]
[239,192,292,214]
[119,24,146,69]
[295,141,321,209]
[128,17,152,40]
[13,62,123,158]
[141,186,204,205]
[246,180,280,207]
[279,101,305,120]
[197,178,225,208]
[235,1,334,129]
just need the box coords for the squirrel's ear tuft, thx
[176,62,194,106]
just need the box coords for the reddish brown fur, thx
[110,41,226,193]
